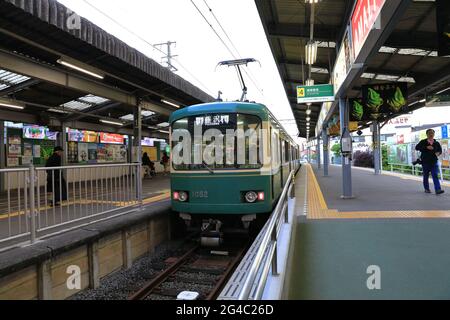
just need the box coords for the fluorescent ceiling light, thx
[100,119,123,126]
[436,87,450,95]
[161,99,180,108]
[305,78,315,86]
[57,59,104,79]
[157,122,170,127]
[158,130,170,134]
[419,99,426,103]
[305,41,318,65]
[0,100,24,110]
[48,108,69,114]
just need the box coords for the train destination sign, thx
[297,84,334,104]
[195,114,231,126]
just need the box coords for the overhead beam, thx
[0,49,137,106]
[409,62,450,97]
[268,23,436,51]
[0,49,173,117]
[63,101,123,122]
[281,59,422,79]
[0,79,40,96]
[268,23,337,42]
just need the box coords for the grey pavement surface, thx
[313,164,449,212]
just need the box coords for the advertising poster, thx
[23,126,45,139]
[41,146,53,162]
[88,144,98,162]
[105,144,115,162]
[83,131,98,143]
[7,157,19,167]
[8,136,21,145]
[78,143,88,163]
[441,139,449,167]
[96,144,107,162]
[99,133,125,144]
[33,145,41,158]
[23,126,57,140]
[22,156,33,165]
[117,145,127,162]
[68,129,82,142]
[356,83,408,121]
[8,144,21,155]
[388,144,409,165]
[23,143,33,156]
[68,141,78,163]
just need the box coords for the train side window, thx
[271,131,280,166]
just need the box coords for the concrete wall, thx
[0,205,170,300]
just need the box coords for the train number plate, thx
[192,191,208,198]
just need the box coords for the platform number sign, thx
[297,84,334,104]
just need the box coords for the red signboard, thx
[351,0,386,59]
[99,132,124,144]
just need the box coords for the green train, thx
[169,101,300,240]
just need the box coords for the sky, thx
[57,0,301,142]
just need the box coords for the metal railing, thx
[238,170,296,300]
[0,163,142,245]
[388,163,450,181]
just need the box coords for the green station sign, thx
[297,84,335,104]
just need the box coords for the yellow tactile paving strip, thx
[306,164,450,219]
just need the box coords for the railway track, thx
[129,239,248,300]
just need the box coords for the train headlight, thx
[245,191,258,203]
[178,191,188,202]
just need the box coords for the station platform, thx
[308,164,449,218]
[285,164,450,299]
[0,175,170,250]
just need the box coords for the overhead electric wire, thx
[201,0,265,97]
[80,0,215,96]
[190,0,265,98]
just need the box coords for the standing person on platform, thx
[161,151,169,175]
[142,152,155,178]
[45,146,68,206]
[415,129,444,195]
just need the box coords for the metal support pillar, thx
[317,136,321,169]
[322,130,329,176]
[58,123,68,166]
[0,121,5,192]
[372,121,381,175]
[133,102,143,207]
[339,98,353,198]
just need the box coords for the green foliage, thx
[331,143,341,157]
[381,144,389,169]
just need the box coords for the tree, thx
[331,143,341,157]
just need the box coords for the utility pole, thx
[153,41,178,72]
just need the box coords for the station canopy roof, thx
[255,0,450,138]
[0,0,214,137]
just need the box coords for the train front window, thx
[171,113,262,170]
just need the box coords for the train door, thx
[271,127,281,199]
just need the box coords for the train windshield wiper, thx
[202,161,215,174]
